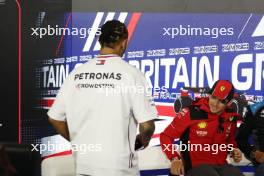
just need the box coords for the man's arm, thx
[227,121,238,147]
[135,120,155,150]
[236,107,255,158]
[48,117,70,141]
[225,121,243,163]
[160,109,191,161]
[160,109,190,176]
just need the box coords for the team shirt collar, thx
[96,54,121,59]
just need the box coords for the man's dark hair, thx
[99,20,128,47]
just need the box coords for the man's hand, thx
[135,120,155,150]
[231,148,242,163]
[135,134,145,150]
[254,150,264,163]
[170,158,184,176]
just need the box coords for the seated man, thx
[236,100,264,176]
[160,80,244,176]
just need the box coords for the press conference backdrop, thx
[36,11,264,175]
[21,0,264,145]
[1,0,264,175]
[38,11,264,143]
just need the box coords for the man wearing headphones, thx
[160,80,244,176]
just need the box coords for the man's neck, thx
[100,47,120,56]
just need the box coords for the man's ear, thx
[119,39,128,55]
[122,39,128,46]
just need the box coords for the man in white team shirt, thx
[47,20,157,176]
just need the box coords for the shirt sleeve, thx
[160,109,191,160]
[47,79,69,121]
[130,72,158,123]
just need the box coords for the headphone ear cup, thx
[182,96,193,108]
[174,98,182,113]
[229,96,248,116]
[174,96,193,113]
[229,99,239,114]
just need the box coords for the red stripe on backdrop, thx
[40,99,55,107]
[152,134,160,139]
[156,105,175,117]
[127,13,141,42]
[55,13,72,56]
[16,0,22,144]
[41,98,176,117]
[42,150,72,160]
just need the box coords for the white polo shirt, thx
[47,54,158,176]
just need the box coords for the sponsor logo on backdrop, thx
[35,13,264,151]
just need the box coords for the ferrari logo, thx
[220,86,225,92]
[197,122,207,129]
